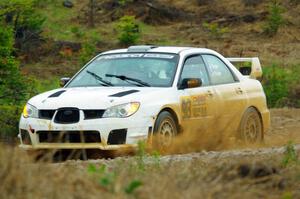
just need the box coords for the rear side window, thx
[180,55,210,86]
[202,55,235,85]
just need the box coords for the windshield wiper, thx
[86,70,114,86]
[105,74,151,87]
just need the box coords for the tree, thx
[116,16,140,46]
[0,26,28,105]
[0,0,45,51]
[264,0,284,36]
[88,0,95,27]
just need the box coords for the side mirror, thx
[179,78,202,89]
[60,77,70,87]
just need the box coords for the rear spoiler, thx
[227,57,262,79]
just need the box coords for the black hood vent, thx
[48,90,66,98]
[109,90,139,97]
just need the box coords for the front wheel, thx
[153,111,178,151]
[239,107,263,144]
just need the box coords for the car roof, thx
[101,46,215,55]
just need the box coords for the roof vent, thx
[127,45,157,52]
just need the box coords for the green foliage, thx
[262,65,290,107]
[124,180,142,194]
[116,15,140,46]
[151,150,161,168]
[88,30,102,44]
[79,42,96,66]
[263,0,284,36]
[33,0,59,8]
[202,22,229,39]
[0,0,45,33]
[136,141,146,171]
[88,164,116,193]
[262,64,300,107]
[118,0,133,6]
[282,141,299,167]
[71,26,85,39]
[0,105,22,138]
[0,0,45,56]
[0,22,32,138]
[88,164,143,195]
[0,26,28,105]
[282,192,293,199]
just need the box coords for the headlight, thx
[23,104,38,118]
[102,102,140,118]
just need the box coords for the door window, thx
[202,55,236,85]
[180,55,209,86]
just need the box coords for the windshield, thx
[67,53,179,88]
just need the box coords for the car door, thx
[202,54,247,134]
[178,55,218,133]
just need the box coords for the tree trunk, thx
[89,0,95,27]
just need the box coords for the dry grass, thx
[1,143,300,199]
[1,109,300,198]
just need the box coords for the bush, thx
[71,26,85,38]
[116,15,140,46]
[262,64,300,108]
[88,164,143,195]
[0,106,21,139]
[282,141,299,167]
[79,42,96,66]
[262,65,289,107]
[0,26,28,105]
[0,0,46,51]
[263,0,284,36]
[202,22,229,39]
[118,0,133,6]
[0,24,30,138]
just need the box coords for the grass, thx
[37,0,103,44]
[34,77,60,93]
[0,143,300,199]
[37,0,84,41]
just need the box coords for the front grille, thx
[20,129,31,145]
[39,110,56,120]
[83,110,105,120]
[54,108,79,124]
[107,129,127,145]
[38,131,101,143]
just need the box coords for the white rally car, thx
[19,46,270,150]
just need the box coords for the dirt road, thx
[1,109,300,199]
[265,108,300,146]
[60,108,300,165]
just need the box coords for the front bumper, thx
[18,142,137,150]
[18,115,152,150]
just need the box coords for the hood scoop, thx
[48,90,66,98]
[109,90,140,97]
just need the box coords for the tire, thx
[239,107,263,143]
[153,111,178,150]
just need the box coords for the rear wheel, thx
[239,107,263,143]
[153,111,178,150]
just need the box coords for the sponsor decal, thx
[98,54,175,60]
[181,94,207,120]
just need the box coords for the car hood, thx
[28,87,169,110]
